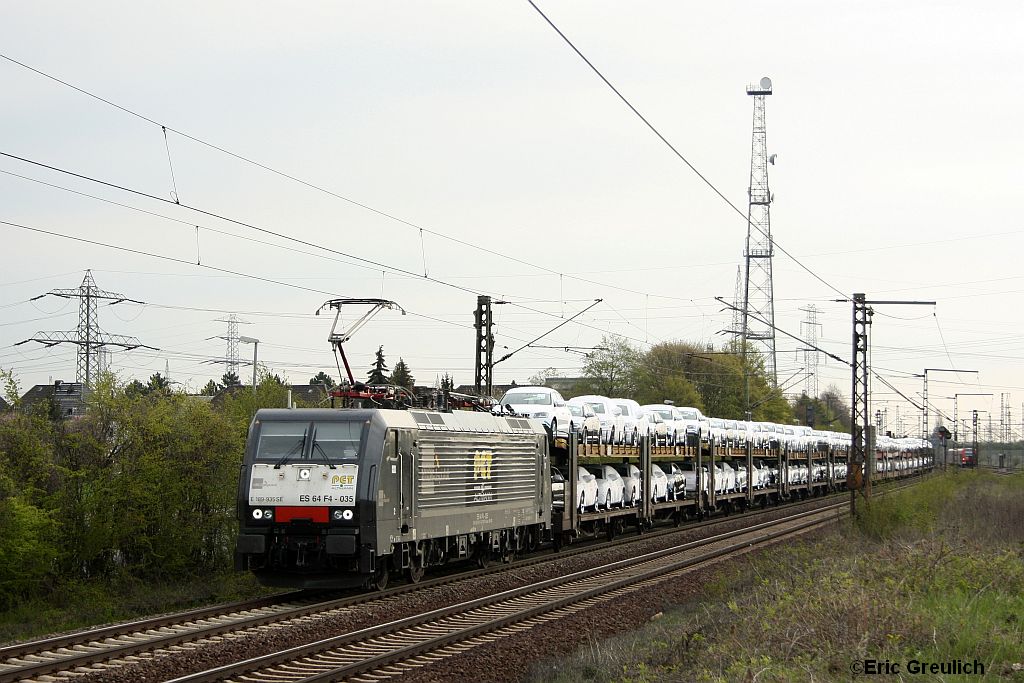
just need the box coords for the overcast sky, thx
[2,1,1022,435]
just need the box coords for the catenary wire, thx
[0,217,614,367]
[0,52,725,306]
[0,152,664,348]
[524,0,850,302]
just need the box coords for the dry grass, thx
[526,471,1024,682]
[0,571,272,645]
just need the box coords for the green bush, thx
[0,371,272,628]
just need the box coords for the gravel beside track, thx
[55,493,851,683]
[405,524,837,683]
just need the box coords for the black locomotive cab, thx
[235,408,388,588]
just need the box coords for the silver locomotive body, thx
[236,408,551,589]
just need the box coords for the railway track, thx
[0,476,922,682]
[170,504,845,683]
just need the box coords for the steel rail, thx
[168,505,846,683]
[0,473,926,682]
[0,591,307,664]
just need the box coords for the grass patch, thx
[0,570,274,644]
[526,471,1024,682]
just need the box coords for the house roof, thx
[210,383,331,408]
[0,395,9,412]
[20,381,87,417]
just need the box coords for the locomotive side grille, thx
[416,432,541,509]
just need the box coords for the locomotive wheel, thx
[475,546,491,569]
[502,530,517,563]
[368,559,390,591]
[406,551,425,584]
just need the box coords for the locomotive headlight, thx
[298,468,311,481]
[332,509,345,521]
[342,509,354,521]
[263,508,273,520]
[252,508,263,519]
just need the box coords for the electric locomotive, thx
[235,407,551,589]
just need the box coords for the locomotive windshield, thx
[254,419,365,463]
[311,422,363,460]
[256,422,308,461]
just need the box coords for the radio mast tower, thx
[741,76,778,390]
[17,270,153,387]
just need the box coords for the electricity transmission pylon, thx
[800,304,821,398]
[215,313,249,379]
[17,270,154,386]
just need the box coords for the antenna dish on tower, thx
[760,76,772,90]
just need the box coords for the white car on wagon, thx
[566,401,602,443]
[613,398,651,445]
[496,386,573,437]
[640,404,688,445]
[574,395,626,444]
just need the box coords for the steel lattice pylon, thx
[215,313,248,379]
[800,304,821,399]
[17,270,153,386]
[741,77,778,389]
